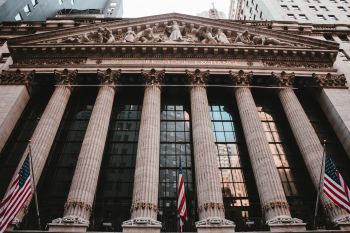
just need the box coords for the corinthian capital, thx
[312,73,347,88]
[54,69,78,86]
[186,69,210,86]
[229,70,253,86]
[97,68,121,85]
[0,69,35,89]
[141,68,165,86]
[272,71,295,87]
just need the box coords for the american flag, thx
[0,154,32,233]
[177,165,188,232]
[323,155,350,214]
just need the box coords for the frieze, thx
[0,69,35,89]
[97,68,121,85]
[229,70,253,86]
[141,68,165,86]
[263,61,332,69]
[312,73,347,88]
[186,69,210,86]
[53,22,295,47]
[14,58,87,66]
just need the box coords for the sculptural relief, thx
[215,29,230,44]
[166,21,185,41]
[134,26,156,43]
[123,27,137,43]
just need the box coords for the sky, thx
[123,0,231,18]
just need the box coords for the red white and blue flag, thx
[177,165,188,232]
[0,154,32,233]
[323,155,350,214]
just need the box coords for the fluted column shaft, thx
[12,85,72,221]
[278,87,350,222]
[64,85,115,221]
[190,85,225,220]
[131,85,161,220]
[235,87,292,222]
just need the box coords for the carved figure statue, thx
[252,35,289,46]
[105,28,116,44]
[166,21,185,41]
[135,27,155,43]
[202,27,217,44]
[234,30,253,45]
[123,27,137,42]
[215,29,230,44]
[80,33,91,43]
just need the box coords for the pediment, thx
[8,13,338,51]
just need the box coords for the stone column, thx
[273,72,350,230]
[8,69,77,224]
[186,69,235,233]
[231,71,304,232]
[122,69,164,233]
[0,70,32,153]
[49,69,120,232]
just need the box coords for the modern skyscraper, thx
[229,0,350,23]
[197,4,227,19]
[0,0,123,22]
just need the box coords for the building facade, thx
[0,13,350,233]
[229,0,350,23]
[0,0,123,22]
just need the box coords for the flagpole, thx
[28,140,41,230]
[312,139,326,230]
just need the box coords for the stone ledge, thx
[47,223,88,232]
[268,223,307,232]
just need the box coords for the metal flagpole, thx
[312,139,327,230]
[28,140,42,230]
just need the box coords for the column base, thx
[48,216,89,232]
[267,216,306,232]
[196,217,235,233]
[122,217,162,233]
[335,216,350,231]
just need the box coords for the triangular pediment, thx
[8,13,338,50]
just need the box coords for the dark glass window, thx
[254,90,319,228]
[22,87,97,229]
[93,88,143,232]
[208,98,262,231]
[0,85,52,199]
[159,88,195,232]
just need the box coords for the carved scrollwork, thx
[64,201,92,212]
[262,200,290,212]
[97,68,121,85]
[54,69,78,86]
[195,217,235,227]
[272,71,295,87]
[141,68,165,86]
[52,215,89,225]
[0,69,35,89]
[229,70,253,86]
[198,202,224,212]
[130,202,158,213]
[312,73,347,88]
[266,216,303,225]
[186,69,210,86]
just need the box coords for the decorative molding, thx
[130,202,158,213]
[141,68,165,86]
[54,69,78,86]
[122,217,161,226]
[52,215,89,225]
[229,70,253,86]
[64,201,92,212]
[266,216,304,225]
[334,216,350,224]
[196,217,235,227]
[0,69,35,89]
[97,68,121,85]
[272,71,295,87]
[263,61,332,69]
[197,202,225,212]
[262,200,290,212]
[14,58,87,66]
[186,69,210,86]
[312,73,347,88]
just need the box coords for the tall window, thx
[253,90,316,228]
[23,87,97,229]
[208,89,262,231]
[159,88,195,232]
[93,88,143,231]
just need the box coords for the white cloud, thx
[123,0,231,18]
